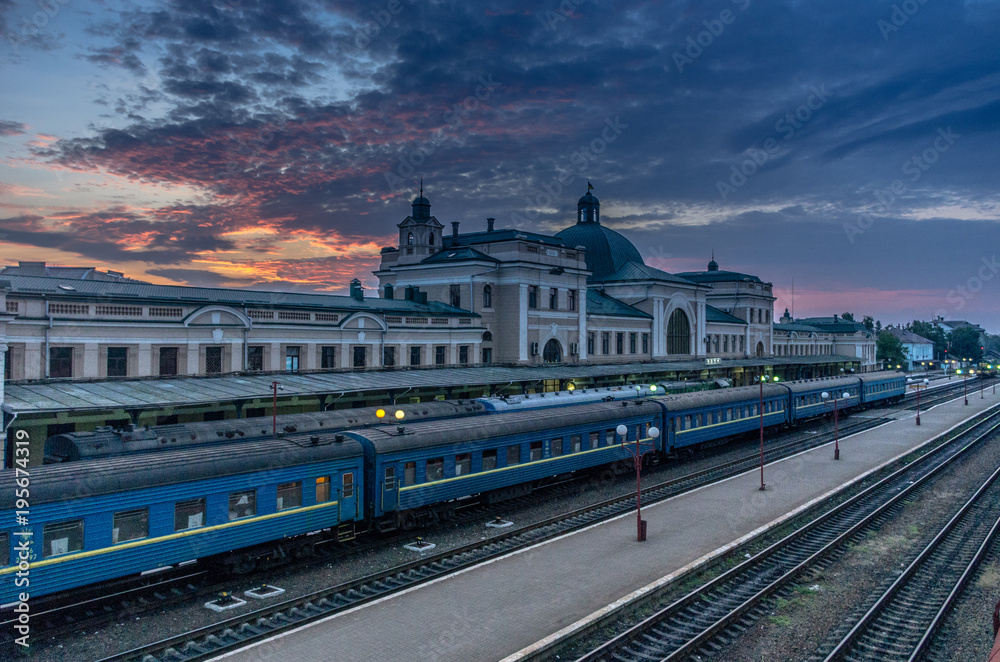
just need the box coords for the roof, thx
[773,322,827,335]
[3,355,865,415]
[674,269,764,284]
[940,320,985,331]
[420,247,499,264]
[593,260,699,287]
[1,274,476,317]
[705,305,747,325]
[883,327,934,345]
[795,317,873,335]
[443,230,566,249]
[554,222,643,279]
[0,263,143,282]
[586,289,652,318]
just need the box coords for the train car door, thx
[339,471,358,520]
[381,465,399,512]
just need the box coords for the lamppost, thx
[271,380,282,435]
[617,423,659,542]
[957,370,968,405]
[756,372,777,491]
[821,390,851,459]
[907,378,930,425]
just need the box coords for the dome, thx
[577,192,599,207]
[555,222,644,279]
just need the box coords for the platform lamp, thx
[617,423,659,542]
[756,372,778,490]
[957,369,968,405]
[906,378,929,426]
[821,390,851,460]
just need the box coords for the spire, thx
[419,177,423,197]
[707,252,719,272]
[411,180,430,220]
[576,185,600,224]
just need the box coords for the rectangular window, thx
[616,333,624,354]
[426,458,444,482]
[629,333,637,354]
[684,415,692,430]
[450,284,461,308]
[459,345,469,364]
[285,346,300,372]
[353,346,366,367]
[528,286,538,309]
[247,345,264,371]
[642,333,649,354]
[587,332,595,355]
[342,472,354,498]
[723,336,729,353]
[606,428,617,445]
[482,449,497,471]
[277,481,302,511]
[410,346,422,366]
[455,453,472,476]
[113,508,149,544]
[0,532,7,567]
[159,347,178,376]
[550,437,563,457]
[206,346,223,374]
[107,347,128,377]
[529,441,543,461]
[174,498,206,531]
[549,288,558,310]
[404,462,416,486]
[50,346,73,378]
[43,520,84,558]
[567,289,576,311]
[507,445,521,466]
[481,347,492,364]
[602,332,610,354]
[383,346,396,367]
[321,346,337,369]
[229,490,257,520]
[589,431,600,449]
[571,434,582,453]
[316,477,331,503]
[435,346,447,365]
[4,347,10,381]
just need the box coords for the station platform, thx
[214,387,1000,662]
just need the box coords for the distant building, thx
[772,310,877,372]
[883,326,934,370]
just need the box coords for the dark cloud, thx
[0,120,26,136]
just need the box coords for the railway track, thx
[91,418,896,661]
[551,406,1000,662]
[817,452,1000,661]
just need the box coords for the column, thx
[137,343,152,377]
[577,287,588,360]
[83,342,99,378]
[186,342,200,375]
[519,284,528,361]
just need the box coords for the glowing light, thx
[395,410,405,420]
[375,409,385,418]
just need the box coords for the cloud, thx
[0,120,26,136]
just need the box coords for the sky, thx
[1,0,998,331]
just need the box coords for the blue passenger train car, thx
[858,372,906,406]
[0,434,365,605]
[785,376,861,422]
[349,400,664,530]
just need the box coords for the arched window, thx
[756,341,765,358]
[542,339,562,363]
[429,233,434,245]
[483,285,492,308]
[407,232,414,245]
[482,331,493,342]
[666,309,691,355]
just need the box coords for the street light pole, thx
[757,371,770,491]
[907,378,930,425]
[617,423,659,541]
[821,391,850,460]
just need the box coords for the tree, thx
[877,331,908,368]
[949,327,983,363]
[875,320,882,333]
[840,312,855,321]
[862,315,874,332]
[910,320,948,360]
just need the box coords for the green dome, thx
[555,222,644,279]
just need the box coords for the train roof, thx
[348,399,663,454]
[0,433,364,507]
[857,371,905,382]
[651,384,788,410]
[781,375,861,393]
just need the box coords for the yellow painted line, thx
[399,438,656,493]
[0,500,341,574]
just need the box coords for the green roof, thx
[586,289,652,318]
[705,305,747,325]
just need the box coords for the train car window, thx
[683,416,691,430]
[507,445,521,466]
[343,473,355,498]
[482,450,497,471]
[43,520,83,558]
[316,477,331,503]
[606,428,617,445]
[530,441,543,462]
[426,459,444,482]
[113,508,148,544]
[228,490,257,520]
[277,482,302,511]
[455,453,472,476]
[175,498,206,531]
[589,431,600,449]
[571,435,582,453]
[404,462,416,486]
[0,532,8,566]
[384,467,396,490]
[550,438,563,457]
